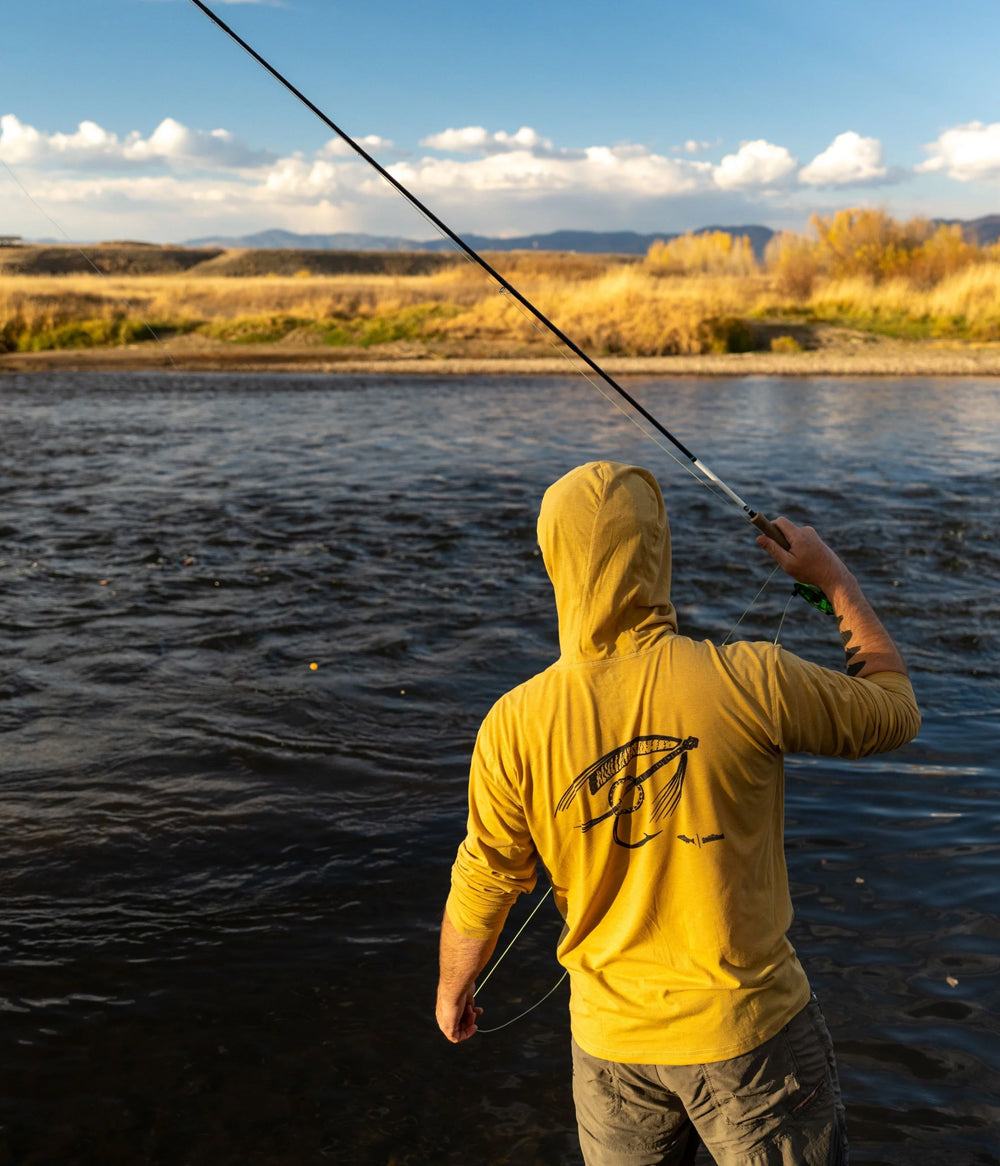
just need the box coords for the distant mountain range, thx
[183,217,1000,257]
[183,225,779,258]
[940,214,1000,246]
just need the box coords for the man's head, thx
[537,462,676,659]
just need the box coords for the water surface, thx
[1,372,998,1164]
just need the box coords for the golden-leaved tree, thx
[806,209,982,285]
[645,231,757,277]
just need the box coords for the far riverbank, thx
[7,235,1000,379]
[3,337,1000,377]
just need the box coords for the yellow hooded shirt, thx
[447,462,920,1064]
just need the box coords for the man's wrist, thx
[823,570,861,612]
[437,977,475,1007]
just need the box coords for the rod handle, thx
[751,512,791,551]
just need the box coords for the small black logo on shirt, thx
[556,735,699,849]
[677,832,725,847]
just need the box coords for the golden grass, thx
[5,255,1000,356]
[771,264,1000,340]
[443,268,764,354]
[0,267,766,355]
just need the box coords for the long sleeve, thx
[766,646,921,758]
[446,721,538,941]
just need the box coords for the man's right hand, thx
[755,517,852,594]
[757,517,909,679]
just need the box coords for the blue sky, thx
[2,0,999,243]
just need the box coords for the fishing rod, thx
[185,0,791,551]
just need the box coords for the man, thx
[436,461,920,1165]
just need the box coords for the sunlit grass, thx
[439,268,765,354]
[4,249,1000,356]
[757,265,1000,341]
[0,267,771,355]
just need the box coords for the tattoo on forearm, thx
[837,616,867,677]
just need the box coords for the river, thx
[1,372,998,1164]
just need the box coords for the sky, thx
[2,0,999,244]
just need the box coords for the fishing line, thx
[476,885,556,994]
[184,0,790,551]
[1,159,109,278]
[474,884,569,1034]
[477,971,569,1034]
[187,0,809,631]
[0,159,178,364]
[720,564,784,647]
[771,588,798,646]
[183,0,829,1031]
[475,884,564,1033]
[476,551,792,1034]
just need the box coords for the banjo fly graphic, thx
[557,735,699,849]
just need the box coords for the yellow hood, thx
[538,461,678,661]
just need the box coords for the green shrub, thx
[697,316,757,353]
[323,302,458,348]
[199,315,310,343]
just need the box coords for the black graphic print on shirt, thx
[556,734,699,849]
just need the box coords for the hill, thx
[941,214,1000,246]
[0,245,636,279]
[0,244,223,276]
[183,225,778,259]
[3,214,996,279]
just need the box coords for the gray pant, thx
[571,997,848,1166]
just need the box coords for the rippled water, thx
[1,372,998,1164]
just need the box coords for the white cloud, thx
[421,126,493,153]
[12,112,993,244]
[263,155,343,198]
[0,115,800,242]
[0,114,273,170]
[50,120,122,159]
[124,118,274,168]
[0,114,44,164]
[0,115,804,231]
[1,114,124,165]
[387,143,709,202]
[319,134,395,159]
[799,131,887,186]
[713,140,797,190]
[420,125,569,158]
[919,121,1000,181]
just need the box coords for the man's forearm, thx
[438,910,497,996]
[436,910,500,1042]
[757,518,909,679]
[826,572,908,678]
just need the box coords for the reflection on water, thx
[1,372,998,1164]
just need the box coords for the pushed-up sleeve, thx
[446,716,538,941]
[766,646,921,758]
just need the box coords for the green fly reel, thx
[793,582,835,615]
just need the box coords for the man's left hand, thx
[436,989,483,1043]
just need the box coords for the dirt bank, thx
[3,336,1000,377]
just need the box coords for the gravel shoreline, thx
[4,342,1000,377]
